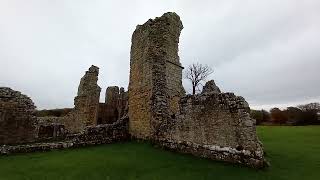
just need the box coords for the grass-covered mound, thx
[0,126,319,180]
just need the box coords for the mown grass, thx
[0,126,319,180]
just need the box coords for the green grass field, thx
[0,126,319,180]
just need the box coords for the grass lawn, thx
[0,126,319,180]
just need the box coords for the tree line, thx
[251,102,320,125]
[36,108,72,117]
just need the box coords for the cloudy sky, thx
[0,0,319,110]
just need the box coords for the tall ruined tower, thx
[73,65,101,129]
[128,12,265,168]
[128,12,184,139]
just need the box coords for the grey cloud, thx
[0,0,319,110]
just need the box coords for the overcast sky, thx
[0,0,319,110]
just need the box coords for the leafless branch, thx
[184,63,213,95]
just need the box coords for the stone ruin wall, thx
[37,117,66,141]
[166,62,185,116]
[98,86,128,124]
[161,87,264,167]
[36,65,101,134]
[1,12,266,168]
[0,64,128,146]
[160,13,185,116]
[1,117,129,155]
[128,18,154,139]
[0,87,38,145]
[129,12,184,139]
[0,84,129,150]
[37,65,128,135]
[71,65,101,129]
[128,12,266,168]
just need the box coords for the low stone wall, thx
[37,115,85,135]
[159,92,266,168]
[38,123,66,141]
[70,117,129,144]
[0,118,129,155]
[37,116,71,141]
[159,140,264,168]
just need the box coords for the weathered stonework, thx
[105,86,120,108]
[160,92,264,168]
[73,65,101,127]
[98,103,115,124]
[128,12,266,168]
[60,65,102,133]
[98,86,128,124]
[1,117,129,155]
[72,116,129,144]
[202,80,221,94]
[0,87,38,145]
[37,66,128,134]
[129,12,184,139]
[1,12,267,168]
[37,117,66,141]
[118,87,128,119]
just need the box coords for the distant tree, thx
[185,63,213,95]
[261,109,271,122]
[250,110,262,124]
[250,109,270,125]
[270,107,288,124]
[296,102,320,125]
[36,108,73,117]
[284,107,303,125]
[297,102,320,112]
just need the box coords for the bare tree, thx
[185,63,213,95]
[298,102,320,112]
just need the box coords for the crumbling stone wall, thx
[202,80,221,94]
[161,88,264,168]
[74,65,101,127]
[98,86,128,124]
[1,117,129,155]
[58,65,101,133]
[129,12,184,139]
[105,86,120,108]
[98,103,114,124]
[128,12,266,168]
[0,87,38,145]
[38,66,128,133]
[118,87,128,119]
[72,117,129,144]
[1,12,266,168]
[38,123,66,141]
